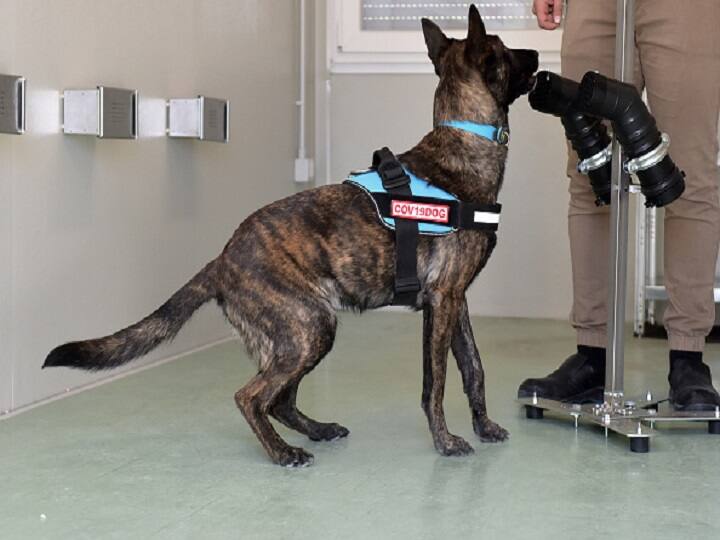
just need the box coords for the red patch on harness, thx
[390,200,450,224]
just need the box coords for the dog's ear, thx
[421,18,449,73]
[466,4,488,57]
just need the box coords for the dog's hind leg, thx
[422,294,474,456]
[231,295,338,466]
[451,297,509,443]
[235,368,316,467]
[271,383,350,441]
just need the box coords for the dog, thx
[44,6,538,467]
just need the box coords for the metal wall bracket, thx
[167,96,229,143]
[0,74,26,135]
[63,86,137,139]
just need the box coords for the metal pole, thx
[634,193,646,336]
[647,207,658,324]
[605,0,635,408]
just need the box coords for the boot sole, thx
[517,386,604,405]
[669,388,720,412]
[670,400,720,412]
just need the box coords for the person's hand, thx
[532,0,563,30]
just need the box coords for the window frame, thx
[328,0,562,74]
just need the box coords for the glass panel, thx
[361,1,537,31]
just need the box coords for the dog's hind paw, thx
[276,446,315,468]
[474,418,510,443]
[436,434,475,457]
[308,422,350,442]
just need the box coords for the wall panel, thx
[2,0,299,411]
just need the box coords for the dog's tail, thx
[43,259,219,371]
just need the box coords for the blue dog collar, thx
[439,120,510,145]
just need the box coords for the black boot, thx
[517,345,605,404]
[668,351,720,411]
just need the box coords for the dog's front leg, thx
[451,297,509,443]
[422,294,474,456]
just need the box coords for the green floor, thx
[2,313,720,539]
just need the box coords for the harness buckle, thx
[377,161,410,190]
[394,276,421,294]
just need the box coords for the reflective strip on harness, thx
[473,211,501,225]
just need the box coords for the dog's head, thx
[422,5,539,119]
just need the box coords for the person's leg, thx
[564,1,645,347]
[635,0,720,408]
[519,0,641,401]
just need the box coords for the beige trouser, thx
[561,0,720,351]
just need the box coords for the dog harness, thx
[344,121,505,305]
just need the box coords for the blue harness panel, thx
[345,169,457,235]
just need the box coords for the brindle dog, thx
[44,6,538,467]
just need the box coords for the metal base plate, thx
[518,393,720,452]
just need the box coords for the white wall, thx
[0,0,18,414]
[0,0,300,412]
[0,129,12,413]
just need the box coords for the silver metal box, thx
[63,86,137,139]
[0,74,25,134]
[167,96,229,143]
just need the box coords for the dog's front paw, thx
[308,422,350,442]
[275,446,315,468]
[436,434,475,456]
[474,417,510,443]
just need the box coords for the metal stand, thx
[518,0,720,452]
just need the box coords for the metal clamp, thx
[577,143,613,174]
[624,133,670,174]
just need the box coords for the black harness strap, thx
[372,147,421,305]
